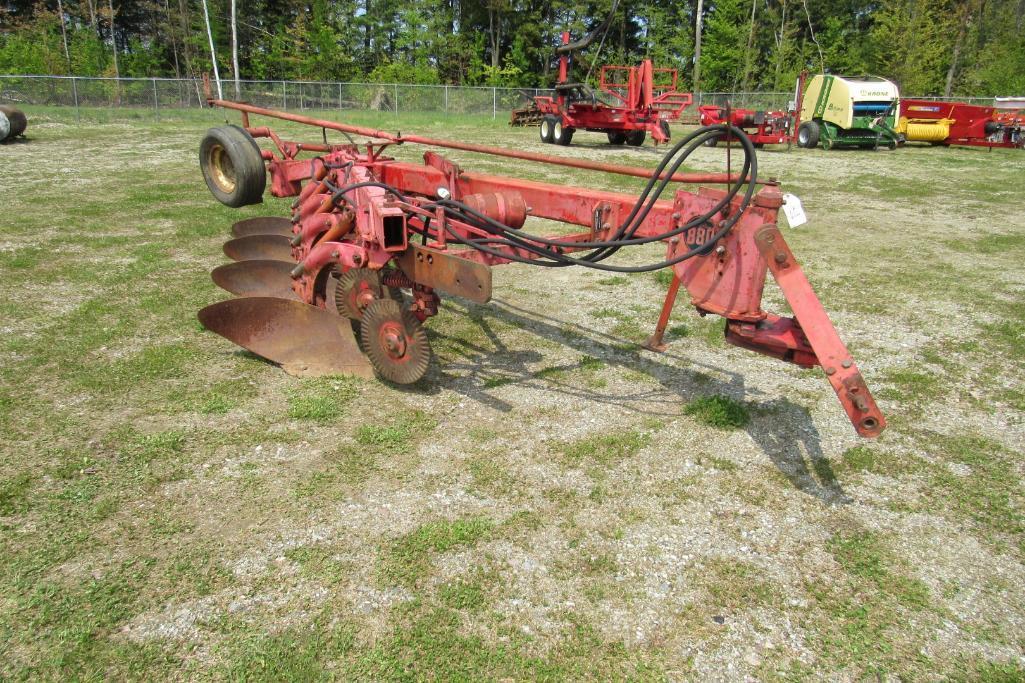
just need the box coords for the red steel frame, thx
[899,98,1024,149]
[531,32,693,144]
[210,96,885,437]
[698,105,791,146]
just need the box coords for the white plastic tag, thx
[782,193,807,228]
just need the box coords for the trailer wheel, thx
[626,130,646,146]
[607,131,626,145]
[200,125,266,207]
[797,121,819,148]
[0,105,27,139]
[553,120,574,146]
[703,137,718,147]
[539,117,556,143]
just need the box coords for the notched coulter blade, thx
[198,297,374,378]
[211,259,301,300]
[223,234,293,261]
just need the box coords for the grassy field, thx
[1,105,1023,680]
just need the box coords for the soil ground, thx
[1,106,1023,680]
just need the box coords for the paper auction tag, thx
[781,193,807,228]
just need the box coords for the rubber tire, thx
[607,131,627,145]
[0,105,27,138]
[539,116,556,143]
[626,130,646,146]
[200,125,266,207]
[553,120,574,146]
[797,121,820,149]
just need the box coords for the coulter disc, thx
[231,216,293,238]
[223,234,293,261]
[198,296,374,378]
[211,259,300,300]
[359,298,431,384]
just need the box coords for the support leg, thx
[644,271,683,352]
[751,224,885,437]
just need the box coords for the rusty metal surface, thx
[223,234,293,261]
[211,260,300,300]
[396,244,492,304]
[231,216,293,237]
[198,296,374,378]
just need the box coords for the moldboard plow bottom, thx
[196,93,886,438]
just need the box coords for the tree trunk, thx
[176,0,202,104]
[56,0,72,73]
[108,0,120,79]
[774,0,788,90]
[87,0,99,36]
[231,0,240,98]
[801,0,824,73]
[489,4,501,69]
[740,0,758,91]
[694,0,704,92]
[201,0,223,99]
[164,0,181,79]
[107,0,121,104]
[944,6,970,97]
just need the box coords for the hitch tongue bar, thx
[209,99,758,187]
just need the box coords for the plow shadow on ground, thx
[425,297,847,505]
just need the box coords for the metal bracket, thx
[396,244,492,304]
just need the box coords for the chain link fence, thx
[0,75,546,119]
[0,74,1001,121]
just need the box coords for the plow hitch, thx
[196,97,885,438]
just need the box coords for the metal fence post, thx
[71,76,80,122]
[394,84,399,114]
[338,82,342,110]
[152,78,159,120]
[282,80,287,110]
[493,87,497,119]
[445,84,449,112]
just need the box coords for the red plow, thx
[197,94,886,438]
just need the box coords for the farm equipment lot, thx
[1,109,1023,679]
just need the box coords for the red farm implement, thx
[698,105,791,148]
[897,99,1024,149]
[511,11,692,147]
[196,93,886,438]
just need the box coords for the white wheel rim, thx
[554,121,563,139]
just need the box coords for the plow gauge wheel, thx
[359,298,431,384]
[200,125,266,207]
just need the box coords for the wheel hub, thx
[209,144,237,193]
[380,324,407,358]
